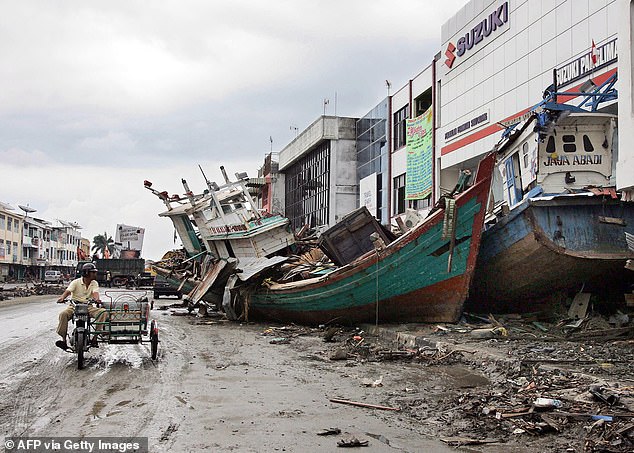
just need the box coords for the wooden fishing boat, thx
[467,87,634,313]
[240,152,495,324]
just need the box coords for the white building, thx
[437,0,619,191]
[278,116,359,231]
[617,0,634,198]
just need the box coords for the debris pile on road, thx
[279,308,634,452]
[0,283,64,300]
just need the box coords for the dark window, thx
[285,141,330,231]
[411,196,431,210]
[562,135,576,153]
[392,106,409,150]
[546,136,556,153]
[583,135,594,152]
[393,174,406,215]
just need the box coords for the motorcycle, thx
[63,299,95,370]
[61,293,159,370]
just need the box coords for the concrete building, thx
[617,0,634,198]
[0,202,23,281]
[278,116,359,231]
[437,0,619,191]
[20,216,53,280]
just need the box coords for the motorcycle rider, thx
[55,262,108,350]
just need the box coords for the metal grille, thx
[285,142,331,231]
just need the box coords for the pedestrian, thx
[55,263,108,350]
[106,270,112,288]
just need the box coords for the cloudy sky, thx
[1,0,468,261]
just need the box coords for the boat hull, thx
[468,196,634,312]
[245,154,495,325]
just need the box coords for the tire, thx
[150,320,159,360]
[76,331,85,370]
[150,333,158,360]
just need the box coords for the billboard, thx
[115,224,145,252]
[405,107,433,200]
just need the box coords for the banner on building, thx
[115,224,145,252]
[359,173,378,218]
[406,108,433,200]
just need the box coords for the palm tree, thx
[92,232,115,259]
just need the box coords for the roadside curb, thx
[0,294,53,309]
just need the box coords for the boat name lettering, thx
[210,225,248,234]
[543,155,602,166]
[555,38,618,88]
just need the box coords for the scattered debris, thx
[329,398,400,411]
[361,376,383,388]
[337,437,369,448]
[317,427,341,436]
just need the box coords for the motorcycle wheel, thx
[150,332,158,360]
[76,331,85,370]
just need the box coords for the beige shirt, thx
[66,277,99,302]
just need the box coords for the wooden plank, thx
[329,398,400,411]
[598,216,627,226]
[568,292,591,319]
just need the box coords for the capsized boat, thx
[468,77,634,313]
[238,152,495,324]
[147,154,495,325]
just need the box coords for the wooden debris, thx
[329,398,400,411]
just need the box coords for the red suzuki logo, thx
[445,42,456,68]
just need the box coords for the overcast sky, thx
[0,0,468,261]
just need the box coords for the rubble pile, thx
[0,283,64,300]
[295,311,634,452]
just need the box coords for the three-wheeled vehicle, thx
[65,290,159,369]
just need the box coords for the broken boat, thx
[146,153,495,324]
[468,73,634,312]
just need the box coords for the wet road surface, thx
[0,291,458,452]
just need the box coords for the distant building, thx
[278,116,359,231]
[0,202,23,281]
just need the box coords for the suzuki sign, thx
[445,1,509,69]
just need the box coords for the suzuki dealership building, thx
[436,0,620,202]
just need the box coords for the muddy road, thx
[0,293,460,453]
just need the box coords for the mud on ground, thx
[262,315,634,453]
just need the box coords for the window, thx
[285,141,331,230]
[393,106,409,150]
[0,215,4,229]
[546,136,556,153]
[393,174,406,215]
[411,196,432,210]
[7,218,12,232]
[522,142,529,167]
[13,220,18,233]
[562,135,576,153]
[583,135,594,152]
[7,242,11,256]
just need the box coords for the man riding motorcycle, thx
[55,262,108,350]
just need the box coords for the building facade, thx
[279,116,358,231]
[0,202,23,281]
[617,0,634,197]
[437,0,619,193]
[0,200,87,282]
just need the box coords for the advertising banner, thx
[406,107,433,200]
[115,224,145,252]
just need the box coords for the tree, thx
[92,232,115,259]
